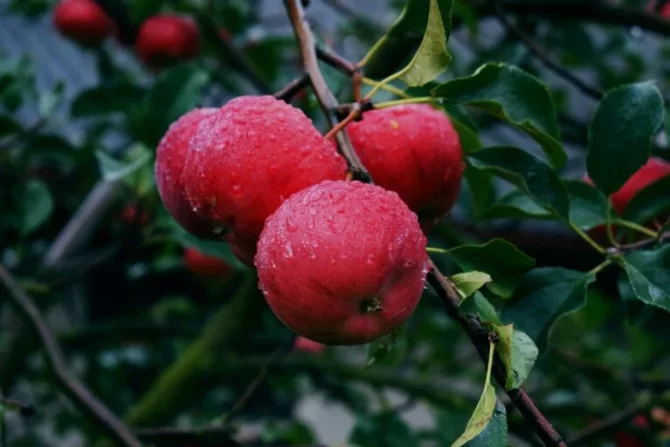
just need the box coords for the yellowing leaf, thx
[451,271,492,300]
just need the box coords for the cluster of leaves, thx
[1,0,670,446]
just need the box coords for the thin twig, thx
[494,1,603,101]
[316,46,357,76]
[273,73,310,102]
[607,231,670,256]
[283,1,566,445]
[567,404,642,446]
[0,398,36,417]
[223,332,298,423]
[284,0,371,182]
[0,266,142,447]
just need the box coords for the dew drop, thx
[284,241,294,258]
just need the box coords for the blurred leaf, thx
[615,246,670,313]
[19,179,53,236]
[261,421,315,445]
[0,114,22,136]
[350,412,421,447]
[622,176,670,225]
[469,147,569,220]
[467,401,507,447]
[38,81,65,118]
[433,63,565,169]
[366,326,405,368]
[566,179,608,230]
[8,0,51,17]
[440,239,535,298]
[95,143,152,183]
[452,342,496,447]
[479,190,552,221]
[71,81,145,118]
[587,82,664,195]
[363,0,452,80]
[464,163,494,219]
[491,324,538,390]
[502,268,594,353]
[452,271,491,300]
[134,64,210,146]
[395,0,452,86]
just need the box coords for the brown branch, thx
[0,266,141,447]
[493,1,604,101]
[284,1,566,445]
[274,73,310,102]
[316,46,357,76]
[284,0,371,182]
[607,231,670,256]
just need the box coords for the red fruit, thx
[136,15,200,67]
[346,104,464,231]
[183,96,347,265]
[53,0,113,45]
[255,180,428,345]
[155,108,219,238]
[184,248,232,280]
[294,336,325,354]
[584,157,670,215]
[120,204,151,227]
[613,431,644,447]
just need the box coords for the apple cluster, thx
[155,95,464,344]
[53,0,199,68]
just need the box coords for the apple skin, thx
[183,248,232,280]
[255,180,428,345]
[53,0,114,45]
[155,108,219,239]
[182,95,347,265]
[136,15,200,68]
[346,104,464,232]
[294,336,325,354]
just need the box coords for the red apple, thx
[346,104,464,232]
[183,248,232,280]
[182,95,347,264]
[294,336,325,354]
[255,180,428,345]
[53,0,113,45]
[136,15,200,68]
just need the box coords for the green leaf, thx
[451,342,497,447]
[366,326,405,368]
[452,271,492,300]
[433,63,565,169]
[622,176,670,225]
[479,190,553,221]
[502,268,594,353]
[441,239,536,299]
[615,246,670,313]
[586,82,664,195]
[38,81,65,118]
[95,144,152,183]
[469,147,569,220]
[71,81,145,118]
[491,324,538,390]
[566,179,608,230]
[19,180,53,236]
[362,0,453,80]
[134,63,210,146]
[466,401,507,447]
[350,412,421,447]
[464,163,495,219]
[170,219,247,271]
[395,0,452,86]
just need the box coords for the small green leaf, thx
[451,342,497,447]
[38,81,65,118]
[491,324,538,390]
[95,143,152,183]
[452,271,492,300]
[615,246,670,313]
[366,326,405,368]
[71,81,145,118]
[433,63,565,169]
[502,268,594,353]
[587,82,664,195]
[19,180,54,236]
[362,0,453,80]
[622,176,670,225]
[469,147,569,220]
[442,239,536,298]
[396,0,452,86]
[479,190,553,221]
[566,179,608,230]
[466,401,507,447]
